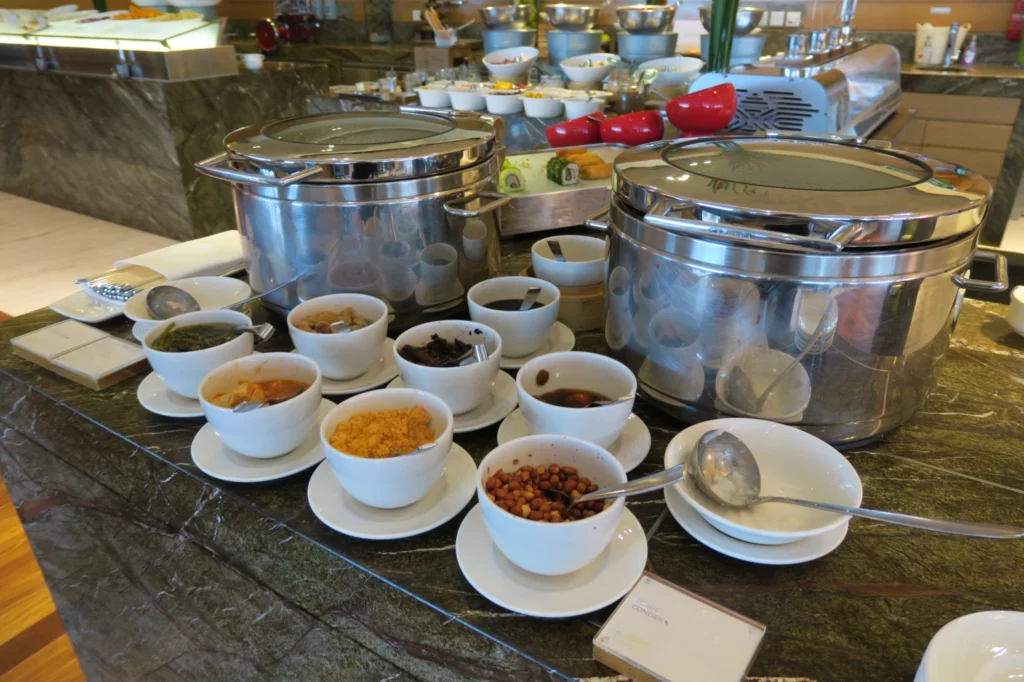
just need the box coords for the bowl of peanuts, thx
[477,434,626,576]
[320,388,454,508]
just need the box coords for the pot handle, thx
[584,207,610,232]
[444,191,511,217]
[194,152,324,187]
[952,249,1009,293]
[642,201,858,252]
[758,130,892,150]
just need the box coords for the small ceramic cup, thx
[467,276,560,357]
[286,293,389,380]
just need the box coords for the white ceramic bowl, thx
[916,611,1024,682]
[142,309,255,400]
[485,90,524,114]
[664,418,863,545]
[516,351,636,449]
[638,56,705,86]
[448,86,489,111]
[562,93,609,119]
[521,90,564,118]
[320,388,454,508]
[199,352,323,459]
[531,235,607,288]
[393,320,502,415]
[477,434,626,575]
[416,85,452,108]
[467,276,560,357]
[559,53,619,84]
[286,293,388,380]
[125,276,251,338]
[483,46,539,78]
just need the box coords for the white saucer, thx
[664,486,848,565]
[496,409,651,473]
[307,444,476,540]
[50,289,124,323]
[498,321,576,370]
[190,399,332,483]
[387,370,518,433]
[293,339,399,396]
[137,372,204,418]
[456,505,647,618]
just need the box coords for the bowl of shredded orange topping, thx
[329,406,435,459]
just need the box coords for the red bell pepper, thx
[599,110,664,147]
[665,83,738,134]
[545,113,604,148]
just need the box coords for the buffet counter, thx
[0,61,328,242]
[2,235,1023,682]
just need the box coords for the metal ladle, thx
[146,277,303,320]
[689,430,1024,539]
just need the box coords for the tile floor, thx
[0,192,177,317]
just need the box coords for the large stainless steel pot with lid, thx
[195,106,508,328]
[587,132,1007,445]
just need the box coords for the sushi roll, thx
[546,157,579,186]
[499,158,526,193]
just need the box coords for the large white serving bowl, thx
[637,56,704,86]
[477,434,626,575]
[320,388,454,509]
[664,419,863,545]
[559,53,620,84]
[199,352,323,459]
[483,46,539,78]
[516,351,636,449]
[125,276,251,337]
[287,293,389,380]
[142,309,254,400]
[916,611,1024,682]
[531,235,607,288]
[467,276,560,357]
[393,320,502,416]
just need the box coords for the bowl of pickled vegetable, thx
[286,293,389,381]
[142,309,255,399]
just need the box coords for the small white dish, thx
[485,90,524,114]
[483,46,539,78]
[497,409,650,473]
[664,419,862,546]
[664,486,848,566]
[137,371,203,418]
[50,289,124,323]
[191,398,332,483]
[637,56,704,86]
[387,370,517,433]
[531,235,607,288]
[916,610,1024,682]
[456,504,647,617]
[559,52,619,84]
[416,85,452,108]
[562,95,608,119]
[448,87,489,111]
[1007,285,1024,336]
[124,276,251,325]
[498,321,575,370]
[520,91,564,118]
[293,338,398,396]
[307,444,476,540]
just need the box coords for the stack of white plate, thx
[662,419,863,565]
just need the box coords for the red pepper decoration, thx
[545,113,604,148]
[665,83,738,134]
[598,110,664,147]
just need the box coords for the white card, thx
[52,337,146,380]
[10,319,108,360]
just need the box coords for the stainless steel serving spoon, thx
[519,286,543,311]
[231,382,305,413]
[547,239,567,262]
[146,277,303,320]
[688,430,1024,539]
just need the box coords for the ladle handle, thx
[570,464,686,509]
[757,497,1024,539]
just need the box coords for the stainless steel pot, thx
[589,133,1007,445]
[195,107,508,329]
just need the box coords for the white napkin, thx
[114,231,245,280]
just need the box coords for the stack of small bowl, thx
[543,4,603,67]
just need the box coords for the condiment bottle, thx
[960,34,977,68]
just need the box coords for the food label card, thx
[594,572,766,682]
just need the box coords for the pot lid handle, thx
[194,152,324,187]
[642,201,862,252]
[757,129,893,150]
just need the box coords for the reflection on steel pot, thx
[592,133,1007,446]
[195,107,506,329]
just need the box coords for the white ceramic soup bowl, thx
[142,309,255,400]
[467,276,560,357]
[559,53,619,84]
[320,388,454,509]
[199,352,323,459]
[393,320,502,415]
[664,418,863,545]
[416,85,452,108]
[916,611,1024,682]
[477,434,626,576]
[126,276,251,337]
[287,293,389,380]
[531,235,607,288]
[516,351,636,449]
[483,46,539,78]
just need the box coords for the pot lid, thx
[223,108,500,183]
[613,134,991,250]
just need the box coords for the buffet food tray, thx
[497,143,627,237]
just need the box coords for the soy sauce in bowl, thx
[535,388,610,408]
[484,298,548,312]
